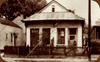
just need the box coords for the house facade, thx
[22,0,85,47]
[0,18,25,50]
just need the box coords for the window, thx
[57,28,65,44]
[11,33,17,46]
[42,28,50,44]
[69,28,76,34]
[70,36,75,40]
[11,33,13,42]
[97,32,100,39]
[52,5,55,12]
[69,28,77,40]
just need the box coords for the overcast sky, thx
[47,0,100,26]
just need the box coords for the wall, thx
[41,1,68,12]
[0,24,24,50]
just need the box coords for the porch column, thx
[39,28,42,42]
[54,28,57,47]
[51,28,57,47]
[26,28,31,47]
[65,28,68,46]
[77,26,82,47]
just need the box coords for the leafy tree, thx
[0,0,47,20]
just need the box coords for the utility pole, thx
[88,0,91,61]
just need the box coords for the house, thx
[12,15,26,42]
[22,0,85,48]
[0,18,25,50]
[91,25,100,43]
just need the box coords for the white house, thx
[22,0,85,47]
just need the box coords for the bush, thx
[91,41,100,54]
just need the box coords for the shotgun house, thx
[91,25,100,43]
[22,0,85,48]
[0,18,24,51]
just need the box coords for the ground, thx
[0,53,98,62]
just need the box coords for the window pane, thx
[69,28,76,34]
[70,36,75,40]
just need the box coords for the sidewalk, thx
[0,53,98,62]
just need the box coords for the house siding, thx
[41,1,68,12]
[0,24,24,50]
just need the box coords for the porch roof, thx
[23,12,85,21]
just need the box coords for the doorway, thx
[68,28,77,47]
[30,29,39,47]
[42,28,50,45]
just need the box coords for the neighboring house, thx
[12,15,26,42]
[22,0,85,47]
[0,18,24,50]
[91,25,100,43]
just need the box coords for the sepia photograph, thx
[0,0,100,62]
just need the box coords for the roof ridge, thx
[38,0,71,13]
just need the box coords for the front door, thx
[30,29,39,47]
[68,28,77,47]
[42,28,50,45]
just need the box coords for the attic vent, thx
[52,5,55,12]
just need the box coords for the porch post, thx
[65,28,68,46]
[54,28,57,47]
[26,28,31,47]
[51,28,57,47]
[77,26,82,47]
[39,28,42,42]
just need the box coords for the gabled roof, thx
[22,0,85,26]
[0,18,22,28]
[39,0,70,12]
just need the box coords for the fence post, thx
[18,46,20,58]
[64,47,66,57]
[26,45,29,55]
[50,46,53,57]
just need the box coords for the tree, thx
[0,0,47,20]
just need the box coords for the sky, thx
[47,0,100,26]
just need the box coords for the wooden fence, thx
[4,46,88,57]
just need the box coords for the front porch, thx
[25,21,84,48]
